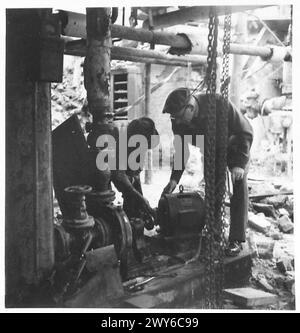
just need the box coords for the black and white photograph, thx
[3,1,298,313]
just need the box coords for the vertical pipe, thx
[85,8,113,124]
[144,63,153,184]
[144,9,153,185]
[85,8,115,192]
[230,13,247,109]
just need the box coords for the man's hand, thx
[136,194,155,217]
[161,179,178,196]
[231,167,245,184]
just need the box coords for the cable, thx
[246,12,285,47]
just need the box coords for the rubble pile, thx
[51,57,87,130]
[246,180,294,310]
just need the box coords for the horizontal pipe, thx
[229,43,270,57]
[184,33,291,62]
[113,46,207,64]
[111,24,191,50]
[59,10,291,62]
[111,52,197,67]
[64,40,207,67]
[230,43,292,62]
[59,10,191,49]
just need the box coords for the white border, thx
[1,0,299,313]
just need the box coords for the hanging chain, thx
[204,6,219,309]
[215,11,232,308]
[221,13,231,99]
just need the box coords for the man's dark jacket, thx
[170,93,253,183]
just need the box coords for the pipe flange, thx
[62,215,95,231]
[64,185,92,194]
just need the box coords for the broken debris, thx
[278,215,293,233]
[223,287,278,308]
[248,212,271,234]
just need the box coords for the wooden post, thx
[230,13,248,110]
[6,9,54,306]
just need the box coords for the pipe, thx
[144,9,154,185]
[59,10,291,62]
[65,41,207,67]
[111,24,191,50]
[171,32,292,62]
[59,10,191,49]
[113,46,206,64]
[84,8,112,123]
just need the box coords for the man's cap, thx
[162,88,190,115]
[127,117,159,148]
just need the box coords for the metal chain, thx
[215,11,232,308]
[204,6,219,309]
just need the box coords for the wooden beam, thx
[143,5,271,29]
[6,9,54,305]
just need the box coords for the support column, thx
[6,9,54,306]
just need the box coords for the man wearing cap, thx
[112,117,159,223]
[161,88,253,256]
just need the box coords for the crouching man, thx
[112,117,159,224]
[161,88,253,256]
